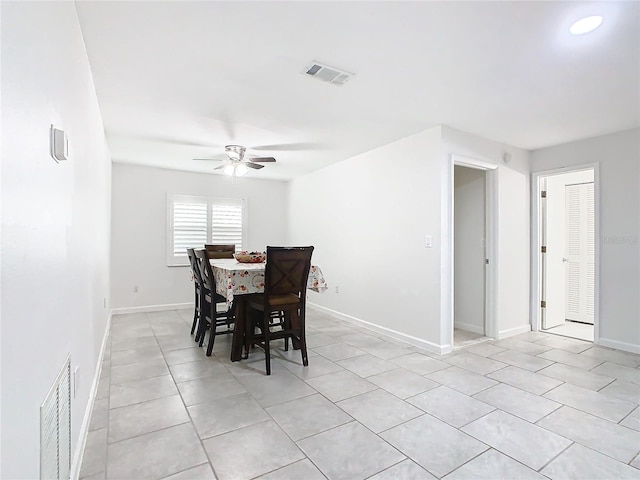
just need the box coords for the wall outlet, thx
[335,285,340,294]
[133,285,138,293]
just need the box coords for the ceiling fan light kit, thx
[224,163,248,177]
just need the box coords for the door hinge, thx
[485,259,489,265]
[541,300,546,308]
[541,190,547,198]
[541,246,547,253]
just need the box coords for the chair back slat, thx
[194,249,215,292]
[264,246,314,297]
[187,248,204,286]
[205,244,235,259]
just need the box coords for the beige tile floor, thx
[80,308,640,480]
[453,328,491,349]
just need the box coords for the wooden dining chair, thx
[186,248,203,337]
[246,246,314,375]
[194,249,234,356]
[204,244,235,259]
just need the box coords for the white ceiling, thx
[75,1,639,180]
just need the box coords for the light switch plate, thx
[425,235,432,248]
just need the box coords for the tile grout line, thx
[115,311,213,479]
[88,310,640,479]
[535,441,575,473]
[258,357,421,479]
[434,445,492,478]
[169,325,229,480]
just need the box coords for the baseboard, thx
[307,302,448,355]
[497,324,531,340]
[597,337,640,355]
[70,311,112,480]
[454,322,485,335]
[111,302,192,315]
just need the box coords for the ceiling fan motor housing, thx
[225,145,246,161]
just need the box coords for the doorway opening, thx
[454,165,489,348]
[536,167,596,342]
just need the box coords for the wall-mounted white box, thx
[50,125,68,162]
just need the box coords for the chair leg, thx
[244,308,255,359]
[299,313,309,367]
[197,293,209,347]
[198,320,207,347]
[206,316,217,356]
[190,286,199,335]
[263,313,271,375]
[283,312,289,352]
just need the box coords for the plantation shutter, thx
[211,198,243,251]
[172,195,208,257]
[167,194,245,265]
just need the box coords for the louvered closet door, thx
[565,182,595,324]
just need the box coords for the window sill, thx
[167,262,190,267]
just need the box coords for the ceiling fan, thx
[193,145,276,176]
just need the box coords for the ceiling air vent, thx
[303,62,353,86]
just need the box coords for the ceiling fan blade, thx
[214,164,226,170]
[245,162,265,170]
[248,157,276,163]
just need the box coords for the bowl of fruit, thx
[233,251,267,263]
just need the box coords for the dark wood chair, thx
[186,248,203,337]
[194,249,234,356]
[246,246,314,375]
[204,244,235,259]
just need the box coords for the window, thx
[167,194,245,265]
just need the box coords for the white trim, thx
[530,163,600,343]
[454,322,485,335]
[446,154,499,351]
[451,154,499,171]
[111,302,192,315]
[307,303,449,355]
[597,337,640,355]
[497,324,531,339]
[70,312,112,480]
[485,168,499,339]
[441,154,454,348]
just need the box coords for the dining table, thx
[209,258,328,361]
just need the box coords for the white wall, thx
[110,164,289,309]
[454,166,486,334]
[443,127,531,340]
[289,127,445,350]
[531,129,640,352]
[289,126,531,352]
[1,3,112,478]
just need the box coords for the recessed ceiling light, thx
[569,16,603,35]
